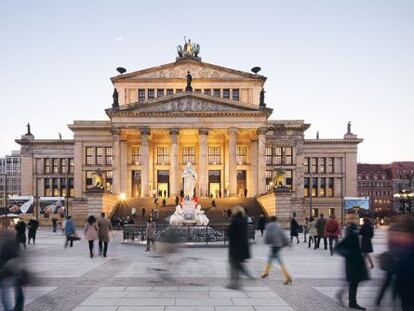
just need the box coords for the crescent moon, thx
[114,35,123,42]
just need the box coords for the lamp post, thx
[393,189,414,214]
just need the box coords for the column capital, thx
[111,128,121,136]
[169,128,180,135]
[256,127,268,135]
[198,128,209,136]
[140,128,150,136]
[228,127,238,135]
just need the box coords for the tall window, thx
[236,145,248,165]
[86,147,94,165]
[157,89,164,97]
[182,146,195,164]
[320,158,326,174]
[131,146,142,165]
[86,171,94,189]
[44,179,51,196]
[105,147,113,165]
[327,157,334,173]
[304,177,310,197]
[304,158,310,173]
[285,170,293,190]
[320,177,326,197]
[147,89,155,99]
[44,159,51,174]
[312,177,318,197]
[311,158,318,173]
[204,89,211,96]
[223,89,230,99]
[266,146,273,165]
[283,147,293,165]
[61,159,67,173]
[232,89,239,101]
[96,147,104,165]
[266,170,273,191]
[274,147,281,165]
[61,178,67,197]
[68,178,74,196]
[213,89,220,97]
[208,146,221,164]
[166,89,173,96]
[157,146,169,164]
[106,171,113,192]
[53,159,59,174]
[327,177,334,197]
[69,159,74,174]
[138,89,145,102]
[53,178,59,196]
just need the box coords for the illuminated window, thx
[86,171,94,189]
[327,177,334,197]
[86,147,94,165]
[285,170,293,190]
[312,177,317,197]
[61,178,67,197]
[106,171,113,192]
[304,177,310,197]
[236,145,248,165]
[131,146,142,165]
[182,146,195,164]
[320,177,326,197]
[44,179,51,196]
[53,178,59,196]
[157,146,169,165]
[208,146,221,164]
[266,170,273,191]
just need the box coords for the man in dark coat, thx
[290,217,300,244]
[27,218,39,244]
[315,214,327,250]
[226,206,251,289]
[15,220,27,249]
[258,215,266,236]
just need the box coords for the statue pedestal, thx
[182,200,196,220]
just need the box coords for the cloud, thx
[113,35,123,42]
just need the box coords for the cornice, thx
[304,139,363,145]
[15,139,74,146]
[110,110,268,117]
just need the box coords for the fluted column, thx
[257,127,267,195]
[73,141,83,197]
[169,128,179,197]
[198,128,209,197]
[250,138,258,196]
[228,127,238,196]
[140,128,150,197]
[111,129,121,195]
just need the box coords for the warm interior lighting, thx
[119,193,127,201]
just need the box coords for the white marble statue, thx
[169,204,184,225]
[182,162,197,200]
[195,204,209,226]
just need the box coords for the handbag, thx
[70,233,81,241]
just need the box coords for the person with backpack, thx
[325,215,341,256]
[261,216,292,285]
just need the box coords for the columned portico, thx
[198,128,209,197]
[169,128,179,197]
[257,127,267,195]
[140,128,150,197]
[228,127,238,196]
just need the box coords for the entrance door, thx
[237,170,247,197]
[131,170,141,198]
[208,170,221,198]
[157,170,169,198]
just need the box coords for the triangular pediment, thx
[108,92,270,116]
[111,58,266,82]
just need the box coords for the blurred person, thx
[315,214,327,250]
[226,206,251,290]
[359,218,374,269]
[261,216,292,285]
[15,219,27,249]
[335,223,369,310]
[64,216,75,248]
[97,212,112,257]
[0,227,19,310]
[27,217,39,245]
[303,217,309,243]
[308,217,317,248]
[258,215,266,236]
[325,215,341,256]
[52,216,57,233]
[290,217,300,244]
[84,215,98,258]
[145,216,156,252]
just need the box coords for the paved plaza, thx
[11,227,397,311]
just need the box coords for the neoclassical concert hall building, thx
[17,42,362,223]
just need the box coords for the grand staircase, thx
[111,197,264,226]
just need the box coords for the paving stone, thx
[175,298,234,306]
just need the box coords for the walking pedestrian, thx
[27,217,39,245]
[141,207,146,220]
[64,216,75,248]
[97,212,112,257]
[261,216,292,285]
[325,215,341,256]
[258,215,266,236]
[226,206,251,290]
[84,215,98,258]
[308,217,317,248]
[145,216,156,252]
[359,217,374,269]
[52,217,57,233]
[315,214,327,250]
[303,217,309,243]
[15,219,27,249]
[335,223,369,310]
[290,217,300,244]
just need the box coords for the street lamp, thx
[393,189,414,214]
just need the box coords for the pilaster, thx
[198,128,209,197]
[228,128,237,196]
[169,128,179,197]
[257,127,267,195]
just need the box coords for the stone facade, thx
[16,48,362,223]
[0,150,21,208]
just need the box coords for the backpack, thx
[325,221,337,234]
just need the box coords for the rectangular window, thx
[176,89,182,93]
[329,208,335,216]
[213,89,221,97]
[312,208,319,218]
[266,170,273,191]
[194,89,202,93]
[327,177,334,197]
[283,147,293,165]
[304,158,310,174]
[86,171,93,190]
[304,177,310,197]
[53,159,59,174]
[204,89,211,96]
[320,177,326,197]
[105,147,113,165]
[285,170,293,190]
[61,178,67,197]
[232,89,239,101]
[223,89,230,99]
[68,178,74,196]
[320,158,326,174]
[327,157,334,173]
[61,159,67,174]
[236,145,248,165]
[53,178,59,196]
[157,89,164,97]
[208,146,221,164]
[44,179,51,196]
[86,147,94,165]
[311,158,318,173]
[138,89,145,103]
[131,146,142,165]
[182,146,196,164]
[312,177,318,197]
[69,159,74,174]
[157,146,169,165]
[96,147,104,165]
[147,89,155,99]
[44,159,51,174]
[105,171,113,192]
[266,146,273,165]
[166,89,173,96]
[274,147,282,165]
